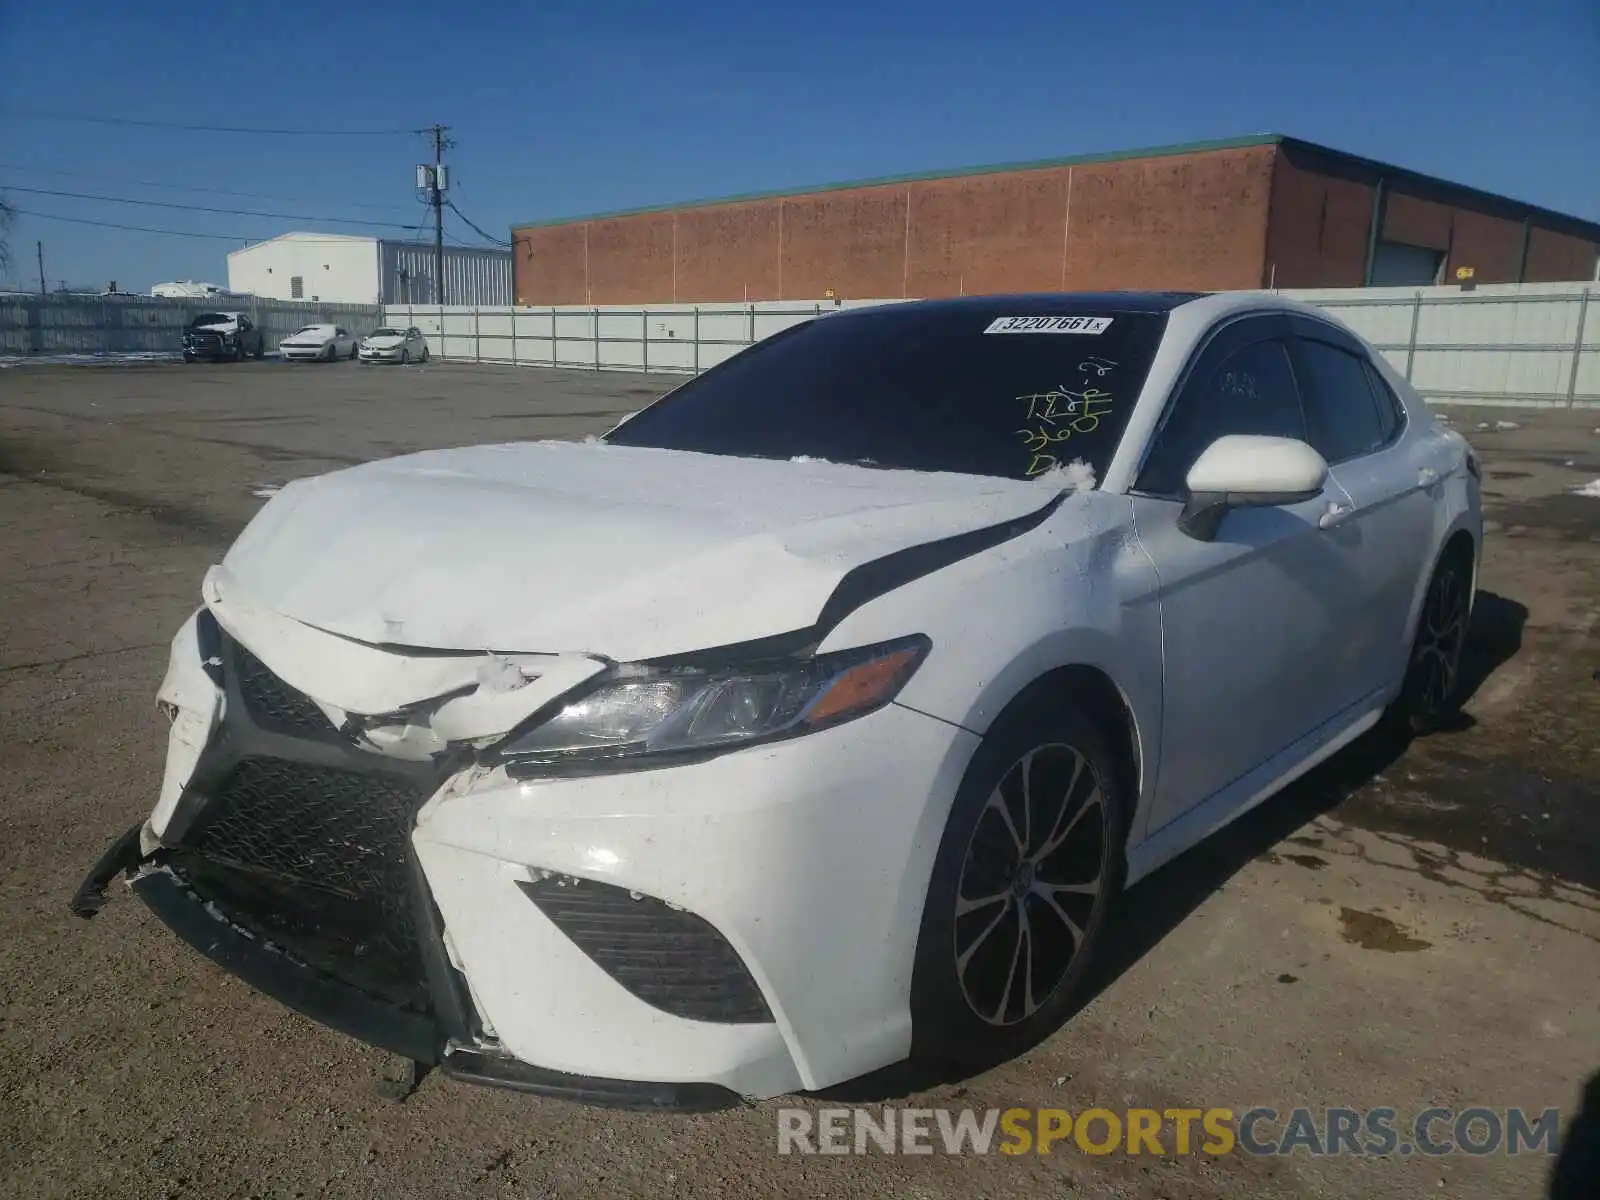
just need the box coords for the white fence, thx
[1284,283,1598,408]
[388,284,1599,409]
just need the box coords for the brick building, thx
[510,135,1600,305]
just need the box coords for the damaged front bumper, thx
[71,601,748,1110]
[72,578,980,1106]
[74,822,736,1110]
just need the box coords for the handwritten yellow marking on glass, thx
[1016,383,1116,474]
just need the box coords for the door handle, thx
[1319,501,1355,530]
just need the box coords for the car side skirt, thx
[1124,688,1389,885]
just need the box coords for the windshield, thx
[293,325,328,336]
[370,327,401,337]
[189,313,232,327]
[607,305,1168,480]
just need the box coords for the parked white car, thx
[359,326,430,364]
[75,291,1481,1110]
[279,324,358,362]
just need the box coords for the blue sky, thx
[1,0,1596,290]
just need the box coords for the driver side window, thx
[1137,335,1308,497]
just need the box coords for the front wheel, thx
[419,345,429,363]
[911,698,1128,1067]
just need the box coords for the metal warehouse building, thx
[510,135,1600,305]
[228,233,512,306]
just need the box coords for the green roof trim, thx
[512,134,1283,230]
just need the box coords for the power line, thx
[1,108,417,137]
[446,200,510,246]
[8,208,430,243]
[0,161,413,212]
[7,208,256,240]
[1,184,422,230]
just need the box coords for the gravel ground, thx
[1,359,1597,1199]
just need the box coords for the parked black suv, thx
[183,312,265,362]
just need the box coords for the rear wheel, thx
[400,349,410,364]
[912,697,1128,1066]
[1388,545,1473,735]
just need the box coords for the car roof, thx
[842,291,1209,320]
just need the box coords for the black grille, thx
[518,876,773,1024]
[232,643,332,735]
[174,758,431,1012]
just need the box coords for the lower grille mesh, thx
[176,757,431,1012]
[518,876,773,1024]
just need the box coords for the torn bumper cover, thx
[69,609,749,1110]
[75,836,736,1110]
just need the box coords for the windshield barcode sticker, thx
[984,316,1113,335]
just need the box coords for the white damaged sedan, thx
[279,323,358,362]
[75,292,1481,1109]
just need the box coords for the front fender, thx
[818,495,1164,828]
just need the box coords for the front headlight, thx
[494,635,929,777]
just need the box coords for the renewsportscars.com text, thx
[776,1106,1562,1157]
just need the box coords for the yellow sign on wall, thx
[1455,266,1476,280]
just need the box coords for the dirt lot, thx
[1,359,1597,1199]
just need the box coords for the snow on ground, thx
[0,351,180,368]
[1574,479,1600,499]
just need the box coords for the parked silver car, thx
[359,326,430,364]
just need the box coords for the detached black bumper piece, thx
[69,821,144,918]
[442,1045,741,1112]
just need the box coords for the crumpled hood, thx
[220,440,1063,659]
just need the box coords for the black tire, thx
[1386,544,1473,736]
[252,340,264,360]
[182,353,195,363]
[911,696,1129,1067]
[400,348,410,365]
[349,341,359,360]
[233,340,246,362]
[420,346,429,363]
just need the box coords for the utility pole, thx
[36,241,45,299]
[420,124,452,305]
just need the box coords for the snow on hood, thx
[219,440,1067,659]
[363,334,406,346]
[190,319,238,332]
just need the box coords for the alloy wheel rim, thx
[1415,566,1468,713]
[953,743,1107,1026]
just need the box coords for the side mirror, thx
[1179,435,1328,541]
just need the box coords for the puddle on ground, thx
[1487,494,1600,543]
[1285,853,1328,870]
[1339,907,1431,953]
